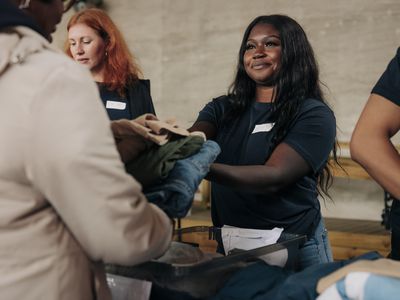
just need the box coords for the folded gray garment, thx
[156,241,222,266]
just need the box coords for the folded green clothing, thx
[125,135,204,187]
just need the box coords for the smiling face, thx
[243,23,281,87]
[68,23,107,76]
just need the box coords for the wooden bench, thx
[326,142,392,259]
[325,218,390,260]
[329,142,371,180]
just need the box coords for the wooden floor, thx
[179,205,391,260]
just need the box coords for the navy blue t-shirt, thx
[97,83,131,120]
[371,47,400,259]
[96,80,156,121]
[197,96,336,236]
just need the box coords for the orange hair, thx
[65,8,142,96]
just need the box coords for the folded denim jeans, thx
[144,140,220,218]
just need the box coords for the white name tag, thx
[252,123,275,134]
[106,100,126,110]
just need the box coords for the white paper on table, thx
[221,226,288,267]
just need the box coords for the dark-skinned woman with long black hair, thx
[190,14,339,270]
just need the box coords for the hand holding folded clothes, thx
[111,114,206,163]
[110,113,219,218]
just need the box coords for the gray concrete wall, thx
[53,0,400,220]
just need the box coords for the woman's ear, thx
[104,38,111,56]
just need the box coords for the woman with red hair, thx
[66,8,155,120]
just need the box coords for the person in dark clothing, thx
[0,1,173,299]
[189,15,340,270]
[66,8,155,120]
[351,48,400,260]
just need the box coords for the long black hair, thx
[227,14,339,198]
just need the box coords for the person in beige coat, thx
[0,1,173,299]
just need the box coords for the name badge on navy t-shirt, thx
[251,123,275,134]
[106,100,126,110]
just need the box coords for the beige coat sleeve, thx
[25,60,172,265]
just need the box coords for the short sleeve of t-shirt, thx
[372,47,400,106]
[196,96,229,130]
[283,100,336,173]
